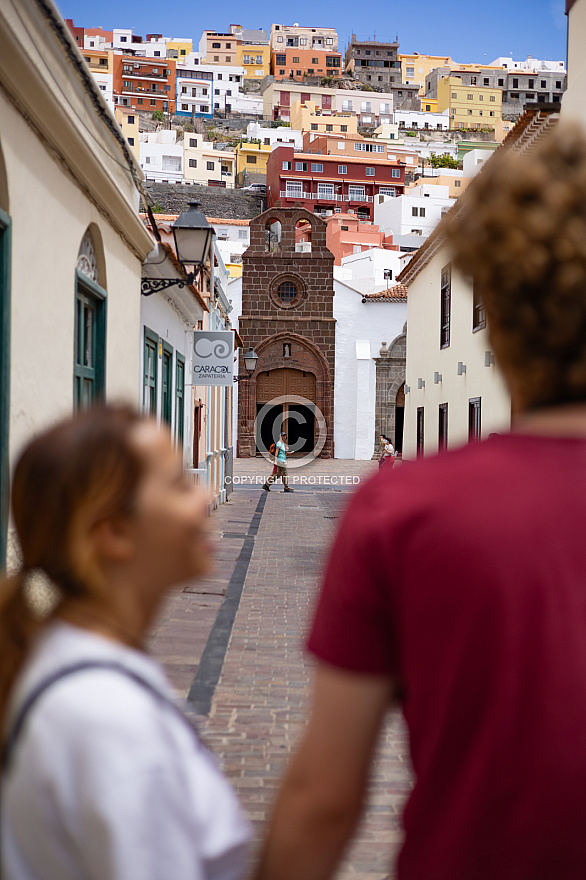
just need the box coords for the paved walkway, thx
[150,458,412,880]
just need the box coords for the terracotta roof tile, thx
[362,283,408,302]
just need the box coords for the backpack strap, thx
[1,660,200,776]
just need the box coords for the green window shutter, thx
[0,207,11,572]
[143,328,159,417]
[74,270,106,410]
[162,342,173,426]
[176,354,185,446]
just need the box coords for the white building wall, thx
[139,294,193,466]
[246,123,303,149]
[562,0,586,123]
[333,280,407,459]
[90,71,113,107]
[403,251,511,459]
[230,93,263,116]
[375,189,455,238]
[394,109,450,129]
[337,248,404,292]
[140,132,183,182]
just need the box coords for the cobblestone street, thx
[150,458,413,880]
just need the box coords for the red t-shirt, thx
[308,434,586,880]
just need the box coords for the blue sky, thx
[57,0,567,63]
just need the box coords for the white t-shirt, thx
[1,622,251,880]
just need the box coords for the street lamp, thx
[234,347,259,382]
[142,201,214,296]
[172,201,214,275]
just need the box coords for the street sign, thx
[193,331,234,386]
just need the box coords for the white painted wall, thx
[333,280,407,459]
[394,108,450,129]
[403,250,511,459]
[140,294,194,465]
[336,248,404,293]
[246,123,303,149]
[230,93,263,116]
[562,1,586,123]
[375,188,455,238]
[89,71,113,107]
[140,131,183,182]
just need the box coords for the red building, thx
[113,55,176,115]
[65,19,84,47]
[267,145,405,221]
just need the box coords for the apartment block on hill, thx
[267,144,405,221]
[81,48,114,107]
[113,54,176,113]
[184,135,236,187]
[271,47,342,79]
[269,24,338,52]
[437,76,502,129]
[262,82,395,128]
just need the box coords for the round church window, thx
[277,281,297,303]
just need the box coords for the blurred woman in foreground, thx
[0,406,250,880]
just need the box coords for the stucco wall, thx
[2,92,143,466]
[563,0,586,123]
[333,281,407,459]
[403,249,511,459]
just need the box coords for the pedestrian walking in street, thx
[0,406,250,880]
[263,432,294,492]
[378,434,395,470]
[253,122,586,880]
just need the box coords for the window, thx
[541,80,546,88]
[247,155,257,164]
[215,89,220,95]
[556,80,562,89]
[341,125,347,132]
[138,98,143,105]
[420,207,426,218]
[468,109,473,115]
[286,181,303,198]
[74,272,106,409]
[225,57,230,62]
[365,167,375,176]
[338,164,347,174]
[161,342,173,425]
[292,56,299,63]
[438,403,448,452]
[277,281,298,302]
[412,207,419,217]
[127,137,135,146]
[207,161,214,170]
[150,99,156,106]
[190,137,197,147]
[127,115,135,124]
[469,398,481,442]
[143,329,157,416]
[317,183,334,198]
[348,185,365,200]
[473,283,486,331]
[467,93,474,100]
[295,161,307,171]
[529,78,535,89]
[282,160,292,170]
[440,263,451,348]
[361,101,372,112]
[213,56,219,62]
[479,95,484,101]
[392,168,401,178]
[312,57,318,64]
[173,350,185,438]
[189,159,197,168]
[484,78,489,86]
[452,92,458,99]
[311,163,323,172]
[238,229,248,240]
[311,123,318,131]
[378,187,396,197]
[326,125,333,132]
[416,407,424,457]
[455,180,461,187]
[342,100,352,111]
[212,42,221,48]
[490,95,496,102]
[276,53,286,66]
[498,78,504,87]
[256,55,263,64]
[513,78,519,88]
[353,245,361,254]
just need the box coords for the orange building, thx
[113,54,176,114]
[326,214,397,264]
[271,47,342,79]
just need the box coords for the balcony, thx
[347,194,374,203]
[122,71,169,80]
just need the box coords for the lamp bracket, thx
[141,274,195,296]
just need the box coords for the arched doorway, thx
[395,383,405,454]
[256,367,317,455]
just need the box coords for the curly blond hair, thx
[446,121,586,410]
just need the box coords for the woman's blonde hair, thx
[446,120,586,410]
[0,405,145,723]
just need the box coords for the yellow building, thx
[114,106,139,160]
[235,141,272,184]
[166,39,193,59]
[236,43,270,81]
[184,135,236,187]
[400,53,453,95]
[289,100,358,135]
[437,76,502,130]
[421,98,439,113]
